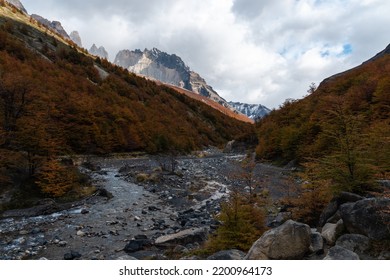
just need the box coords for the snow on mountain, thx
[228,102,271,120]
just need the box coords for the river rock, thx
[245,220,311,260]
[321,219,345,245]
[64,251,82,260]
[155,227,208,247]
[207,249,246,260]
[339,198,390,240]
[124,239,152,253]
[323,245,359,260]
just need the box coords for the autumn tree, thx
[206,191,267,252]
[35,158,75,197]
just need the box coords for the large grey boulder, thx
[324,245,359,260]
[321,219,345,245]
[207,249,246,260]
[339,198,390,240]
[245,220,311,260]
[155,227,208,247]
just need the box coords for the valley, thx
[0,151,291,260]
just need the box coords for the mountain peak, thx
[228,102,271,120]
[31,14,70,39]
[114,48,227,106]
[5,0,27,14]
[70,31,82,47]
[89,44,109,60]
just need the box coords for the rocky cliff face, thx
[228,102,271,120]
[70,31,82,47]
[114,48,229,108]
[31,14,69,39]
[5,0,27,14]
[89,44,109,60]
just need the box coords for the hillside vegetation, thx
[256,49,390,194]
[0,7,253,202]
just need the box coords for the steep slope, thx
[4,0,26,14]
[31,14,70,39]
[255,44,389,190]
[0,6,254,190]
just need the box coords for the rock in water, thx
[245,220,311,260]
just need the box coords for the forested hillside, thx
[256,47,390,193]
[0,7,253,200]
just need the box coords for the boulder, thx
[245,220,311,260]
[323,245,359,260]
[336,234,371,258]
[124,239,152,253]
[339,198,390,240]
[318,192,363,227]
[155,228,208,247]
[207,250,246,260]
[309,231,324,254]
[321,219,345,245]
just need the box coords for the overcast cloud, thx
[22,0,390,108]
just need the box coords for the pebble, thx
[76,230,86,237]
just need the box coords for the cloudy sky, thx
[22,0,390,109]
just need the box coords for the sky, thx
[22,0,390,109]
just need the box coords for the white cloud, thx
[22,0,390,109]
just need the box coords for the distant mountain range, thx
[228,102,271,121]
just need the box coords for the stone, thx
[124,239,152,253]
[76,230,86,237]
[155,228,208,247]
[207,249,246,260]
[58,241,68,247]
[64,251,82,260]
[321,220,345,245]
[336,234,371,257]
[319,192,363,227]
[81,209,89,214]
[339,198,390,240]
[245,220,311,260]
[116,255,138,260]
[309,231,324,254]
[323,246,359,260]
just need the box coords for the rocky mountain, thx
[31,14,70,39]
[228,101,271,120]
[5,0,27,14]
[70,30,82,47]
[89,44,109,60]
[114,48,229,108]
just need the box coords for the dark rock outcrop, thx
[339,198,390,240]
